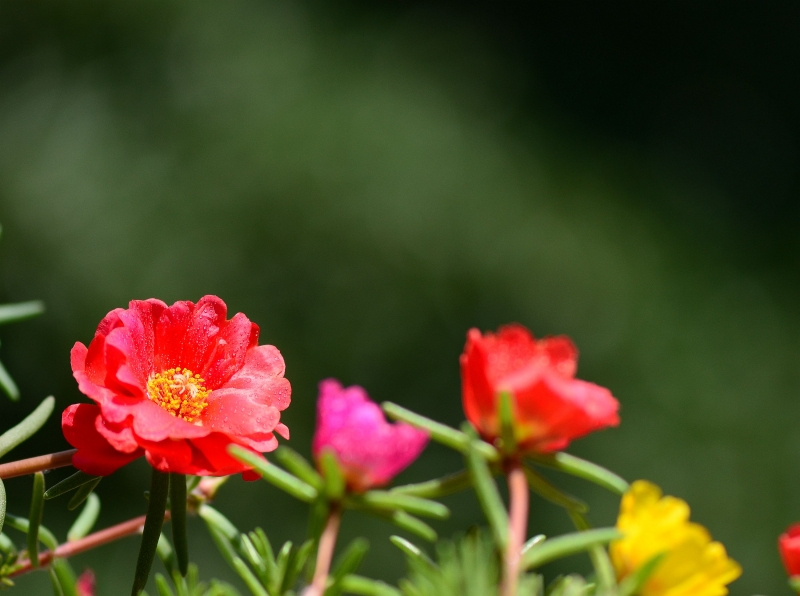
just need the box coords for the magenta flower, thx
[311,379,429,492]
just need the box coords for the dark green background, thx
[0,1,798,593]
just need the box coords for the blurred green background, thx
[0,1,798,593]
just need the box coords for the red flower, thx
[779,524,800,576]
[460,324,619,453]
[62,296,291,476]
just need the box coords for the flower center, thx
[146,367,210,422]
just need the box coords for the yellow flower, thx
[610,480,741,596]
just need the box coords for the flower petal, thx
[62,404,142,475]
[312,379,428,491]
[202,389,281,436]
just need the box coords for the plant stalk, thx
[503,462,529,596]
[132,468,170,596]
[306,505,342,596]
[10,511,171,577]
[0,449,77,480]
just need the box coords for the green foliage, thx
[0,228,43,402]
[153,535,241,596]
[199,505,314,596]
[392,530,543,596]
[43,471,101,501]
[0,397,54,458]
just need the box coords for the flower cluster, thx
[1,295,754,595]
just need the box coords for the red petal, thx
[94,415,139,453]
[128,399,210,442]
[460,329,499,439]
[154,300,194,371]
[514,375,619,451]
[62,404,142,476]
[241,469,261,481]
[538,336,578,378]
[218,345,290,408]
[143,438,193,473]
[200,313,259,388]
[203,389,281,436]
[238,432,279,452]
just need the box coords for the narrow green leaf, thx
[0,301,44,326]
[570,512,618,595]
[170,473,189,577]
[5,513,58,549]
[254,528,278,580]
[520,534,545,557]
[205,524,238,569]
[132,468,170,596]
[0,478,6,535]
[497,392,517,455]
[0,532,15,554]
[49,567,66,596]
[198,505,240,541]
[67,492,100,542]
[618,553,664,596]
[382,402,499,461]
[232,557,269,596]
[286,539,314,590]
[465,440,508,549]
[0,396,54,456]
[228,445,318,502]
[274,446,324,490]
[546,574,588,596]
[274,540,293,591]
[242,533,271,589]
[389,535,435,568]
[186,475,202,493]
[156,533,177,577]
[355,492,449,520]
[339,575,403,596]
[51,559,79,596]
[368,510,437,542]
[522,465,588,513]
[319,450,345,501]
[239,533,262,569]
[331,538,370,582]
[528,452,629,495]
[44,471,101,500]
[390,470,472,499]
[67,477,101,511]
[308,498,331,543]
[27,472,45,568]
[0,360,19,402]
[521,528,622,570]
[155,574,177,596]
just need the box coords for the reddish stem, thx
[10,511,171,577]
[503,463,529,596]
[0,450,77,480]
[305,506,342,596]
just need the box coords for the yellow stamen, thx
[146,367,210,422]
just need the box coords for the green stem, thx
[27,472,45,569]
[131,468,170,596]
[170,473,189,577]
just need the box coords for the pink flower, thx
[77,569,95,596]
[312,379,428,493]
